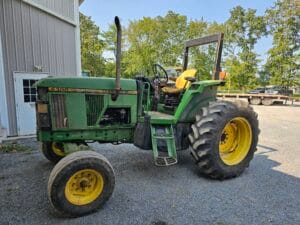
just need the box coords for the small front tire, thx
[42,142,65,163]
[48,151,115,217]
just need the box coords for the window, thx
[23,79,38,103]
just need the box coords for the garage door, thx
[14,73,48,135]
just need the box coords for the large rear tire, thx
[48,151,115,217]
[189,101,259,179]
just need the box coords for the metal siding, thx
[0,10,10,136]
[64,24,77,76]
[55,20,64,75]
[38,9,50,74]
[13,0,26,71]
[31,7,42,68]
[1,0,18,134]
[68,27,75,75]
[0,0,79,135]
[63,25,70,76]
[21,3,34,71]
[24,0,75,22]
[48,16,57,75]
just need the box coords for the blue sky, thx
[80,0,276,64]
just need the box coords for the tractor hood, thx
[35,77,137,91]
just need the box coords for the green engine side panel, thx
[49,92,88,130]
[39,92,137,142]
[47,93,137,129]
[66,93,87,129]
[36,77,138,143]
[106,95,138,125]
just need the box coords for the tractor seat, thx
[162,69,197,94]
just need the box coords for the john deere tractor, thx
[35,17,259,217]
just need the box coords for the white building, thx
[0,0,84,139]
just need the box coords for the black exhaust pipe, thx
[112,16,122,101]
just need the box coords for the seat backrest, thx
[175,69,197,90]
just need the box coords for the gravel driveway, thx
[0,104,300,225]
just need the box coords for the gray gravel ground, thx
[0,104,300,225]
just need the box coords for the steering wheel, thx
[152,63,168,86]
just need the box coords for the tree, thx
[80,13,105,76]
[98,11,226,79]
[224,6,267,91]
[123,17,161,76]
[265,0,300,88]
[157,11,187,66]
[102,23,117,57]
[257,67,271,87]
[224,56,244,90]
[187,19,207,39]
[81,7,294,91]
[102,22,131,77]
[123,11,188,76]
[187,21,225,80]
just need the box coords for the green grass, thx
[0,143,31,153]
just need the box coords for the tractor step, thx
[147,111,175,124]
[150,123,177,167]
[155,156,178,166]
[152,134,174,139]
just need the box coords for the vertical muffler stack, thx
[112,16,122,101]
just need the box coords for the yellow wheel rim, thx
[65,169,104,206]
[219,117,252,165]
[51,143,65,156]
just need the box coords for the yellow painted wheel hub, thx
[219,117,252,165]
[52,143,65,156]
[65,169,104,205]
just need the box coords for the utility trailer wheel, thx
[42,142,66,163]
[189,101,259,179]
[262,98,273,106]
[48,151,115,217]
[250,98,261,105]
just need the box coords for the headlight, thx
[36,102,50,129]
[37,103,48,113]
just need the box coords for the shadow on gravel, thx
[257,144,277,154]
[0,144,299,225]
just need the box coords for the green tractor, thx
[35,17,259,217]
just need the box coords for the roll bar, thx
[182,33,224,80]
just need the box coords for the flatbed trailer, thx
[217,93,295,106]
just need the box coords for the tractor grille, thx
[51,94,67,128]
[86,95,104,126]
